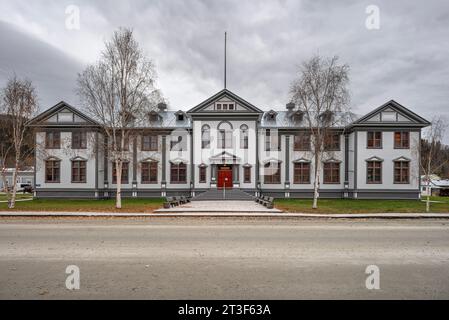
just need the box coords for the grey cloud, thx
[0,20,82,110]
[0,0,448,141]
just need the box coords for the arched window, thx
[217,121,233,149]
[201,125,210,149]
[240,124,248,149]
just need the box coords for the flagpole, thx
[224,31,227,89]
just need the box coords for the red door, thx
[218,166,232,189]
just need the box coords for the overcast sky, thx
[0,0,448,140]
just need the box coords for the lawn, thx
[275,196,449,214]
[0,197,165,213]
[0,193,33,202]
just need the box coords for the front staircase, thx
[192,189,254,201]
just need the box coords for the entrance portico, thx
[209,151,240,189]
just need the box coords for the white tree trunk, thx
[1,170,11,204]
[312,153,321,209]
[426,194,430,213]
[8,159,20,209]
[115,159,122,209]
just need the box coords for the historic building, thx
[27,89,430,199]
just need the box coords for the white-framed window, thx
[215,102,235,110]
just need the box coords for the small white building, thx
[421,175,449,196]
[27,89,430,200]
[0,167,34,191]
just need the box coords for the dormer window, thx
[148,110,161,122]
[175,110,186,121]
[215,102,235,110]
[265,110,278,121]
[319,110,334,124]
[291,110,304,123]
[120,110,136,125]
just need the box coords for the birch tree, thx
[290,55,350,209]
[420,117,449,212]
[0,76,38,208]
[77,27,162,209]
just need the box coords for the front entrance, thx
[217,165,233,189]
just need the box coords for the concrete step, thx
[193,189,255,201]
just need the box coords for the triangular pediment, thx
[210,151,240,161]
[352,100,430,127]
[27,101,100,127]
[187,89,263,114]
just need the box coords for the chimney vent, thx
[286,102,295,111]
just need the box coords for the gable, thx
[187,89,263,114]
[353,100,430,127]
[27,101,99,127]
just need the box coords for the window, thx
[45,131,60,149]
[394,132,410,149]
[112,162,129,184]
[170,135,185,151]
[199,166,207,183]
[216,103,234,110]
[142,134,158,151]
[177,114,184,121]
[323,162,340,184]
[367,132,382,149]
[367,161,382,184]
[45,160,60,183]
[264,162,281,184]
[72,131,87,149]
[294,132,311,151]
[293,162,310,184]
[201,125,210,149]
[265,129,280,151]
[394,161,409,184]
[71,160,87,183]
[171,163,187,183]
[244,167,251,183]
[240,125,248,149]
[116,135,129,151]
[141,162,158,183]
[324,133,340,151]
[217,122,232,149]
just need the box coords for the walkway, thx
[154,200,282,213]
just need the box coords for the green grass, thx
[0,193,33,201]
[0,197,165,213]
[275,196,449,213]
